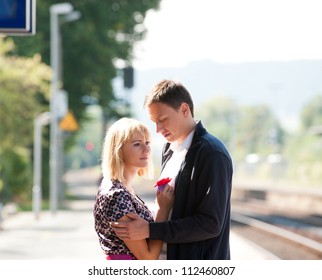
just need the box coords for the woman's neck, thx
[122,168,137,195]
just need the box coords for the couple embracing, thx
[93,79,233,260]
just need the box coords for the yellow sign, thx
[59,111,79,132]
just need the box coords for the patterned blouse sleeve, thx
[108,190,136,222]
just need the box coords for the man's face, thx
[147,102,187,143]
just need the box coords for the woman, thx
[93,118,174,260]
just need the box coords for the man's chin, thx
[165,136,174,142]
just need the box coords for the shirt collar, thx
[170,129,195,152]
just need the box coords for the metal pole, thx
[49,3,73,215]
[50,9,59,215]
[33,116,42,219]
[33,112,51,219]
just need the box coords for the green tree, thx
[294,94,322,163]
[8,0,161,125]
[238,105,284,156]
[0,39,51,148]
[301,94,322,130]
[5,0,161,202]
[196,97,284,160]
[0,148,31,203]
[196,97,238,150]
[0,37,51,203]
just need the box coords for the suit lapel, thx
[161,143,173,173]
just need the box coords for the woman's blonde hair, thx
[101,118,153,182]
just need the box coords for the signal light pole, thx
[49,3,79,214]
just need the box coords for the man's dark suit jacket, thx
[149,121,233,260]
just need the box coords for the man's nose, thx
[156,122,162,133]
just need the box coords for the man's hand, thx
[111,213,149,240]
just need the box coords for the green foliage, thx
[283,96,322,184]
[196,97,237,147]
[0,37,51,203]
[64,105,103,170]
[300,94,322,130]
[197,94,322,185]
[2,1,161,204]
[8,0,161,124]
[283,133,322,184]
[0,38,51,149]
[0,148,32,203]
[284,133,322,162]
[0,165,3,194]
[238,105,284,156]
[287,94,322,170]
[196,97,283,160]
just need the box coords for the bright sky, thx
[133,0,322,69]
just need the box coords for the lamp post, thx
[49,3,74,214]
[33,112,51,219]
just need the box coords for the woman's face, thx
[121,131,151,170]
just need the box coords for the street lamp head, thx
[50,3,73,15]
[63,11,81,23]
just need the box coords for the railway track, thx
[231,200,322,259]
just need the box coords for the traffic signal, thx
[85,141,94,151]
[123,66,134,89]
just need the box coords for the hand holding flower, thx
[156,184,174,214]
[154,177,172,192]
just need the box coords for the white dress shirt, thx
[156,129,195,259]
[159,129,195,188]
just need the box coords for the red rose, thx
[154,177,171,192]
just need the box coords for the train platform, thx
[230,230,278,259]
[0,206,276,260]
[0,200,277,260]
[0,167,277,260]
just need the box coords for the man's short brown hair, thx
[144,79,194,117]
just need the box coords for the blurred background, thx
[0,0,322,260]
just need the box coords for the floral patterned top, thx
[93,178,154,259]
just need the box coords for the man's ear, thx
[180,103,190,116]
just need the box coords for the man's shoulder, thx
[201,133,227,152]
[196,128,231,159]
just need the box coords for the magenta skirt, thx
[106,254,133,260]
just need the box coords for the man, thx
[112,79,233,259]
